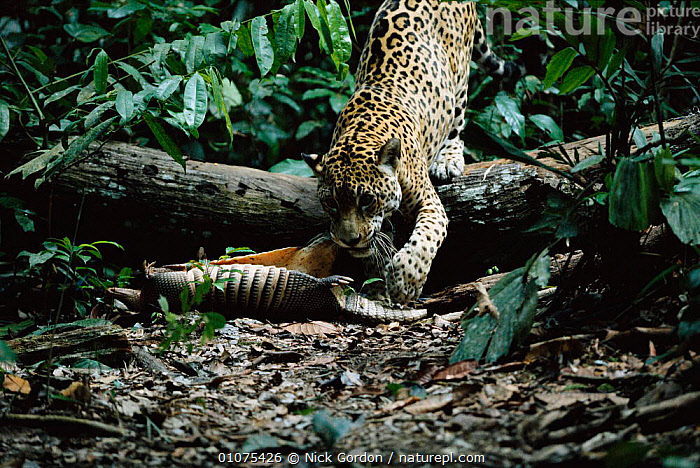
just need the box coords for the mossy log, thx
[7,324,132,367]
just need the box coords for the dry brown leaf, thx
[211,240,338,278]
[474,281,499,319]
[483,383,519,403]
[375,396,421,415]
[404,384,478,414]
[282,321,342,337]
[3,374,30,394]
[432,360,479,381]
[603,327,674,354]
[60,381,91,403]
[306,356,336,366]
[524,335,589,363]
[404,393,455,414]
[535,391,629,410]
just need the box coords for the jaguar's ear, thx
[378,138,400,170]
[302,153,324,176]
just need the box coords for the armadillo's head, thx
[303,137,401,258]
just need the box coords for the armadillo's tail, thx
[108,287,143,311]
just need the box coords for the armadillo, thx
[110,263,427,324]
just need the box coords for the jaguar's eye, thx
[359,193,375,210]
[323,198,338,214]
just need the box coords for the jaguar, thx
[304,0,531,304]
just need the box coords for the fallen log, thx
[7,324,132,367]
[12,114,699,289]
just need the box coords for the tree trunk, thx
[27,114,699,289]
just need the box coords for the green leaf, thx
[33,319,114,336]
[201,312,226,341]
[304,1,332,54]
[116,62,147,87]
[632,127,647,150]
[204,32,227,57]
[559,66,595,94]
[654,148,676,193]
[157,295,170,312]
[295,120,324,139]
[220,20,240,53]
[302,88,336,100]
[315,0,335,55]
[544,47,578,89]
[63,23,111,42]
[143,113,186,170]
[494,92,524,138]
[210,69,234,142]
[44,85,81,106]
[134,14,152,43]
[85,101,114,130]
[237,24,254,57]
[0,319,34,339]
[93,50,109,94]
[251,16,274,76]
[185,35,205,74]
[451,251,550,363]
[0,340,16,364]
[651,32,664,70]
[269,158,314,177]
[483,253,549,363]
[275,5,298,66]
[14,210,34,232]
[605,48,627,79]
[221,78,243,107]
[596,28,616,71]
[0,103,9,142]
[7,143,63,179]
[183,73,207,129]
[660,175,700,246]
[115,90,134,123]
[44,116,117,182]
[294,0,306,39]
[571,154,604,173]
[608,157,661,231]
[529,114,563,141]
[326,0,351,67]
[155,76,182,101]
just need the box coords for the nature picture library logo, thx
[484,1,700,38]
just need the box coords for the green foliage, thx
[15,237,123,317]
[32,318,113,336]
[0,195,36,233]
[608,157,661,231]
[269,158,314,177]
[0,320,34,339]
[0,340,16,363]
[660,172,700,246]
[1,0,356,182]
[452,251,550,363]
[456,0,699,364]
[158,263,227,352]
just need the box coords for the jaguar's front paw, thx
[429,140,465,183]
[384,250,424,305]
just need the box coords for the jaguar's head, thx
[303,138,402,258]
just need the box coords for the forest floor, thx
[1,292,699,468]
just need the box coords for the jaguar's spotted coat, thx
[305,0,526,304]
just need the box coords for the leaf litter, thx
[1,294,699,467]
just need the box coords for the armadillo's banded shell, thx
[142,264,341,321]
